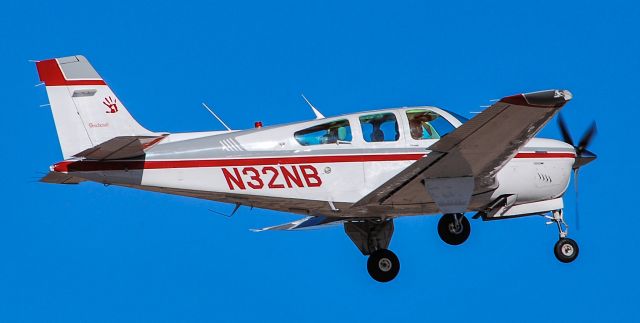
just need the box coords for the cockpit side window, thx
[406,109,455,140]
[294,119,352,146]
[359,113,399,142]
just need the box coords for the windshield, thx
[442,109,470,123]
[406,109,455,140]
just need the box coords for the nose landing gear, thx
[547,209,579,263]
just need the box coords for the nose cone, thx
[574,149,597,169]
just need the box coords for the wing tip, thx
[500,89,572,108]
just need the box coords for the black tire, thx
[554,238,579,263]
[437,214,471,245]
[367,249,400,283]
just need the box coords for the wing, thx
[353,89,573,210]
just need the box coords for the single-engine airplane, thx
[35,55,597,282]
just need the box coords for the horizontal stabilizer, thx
[73,135,166,160]
[251,216,344,232]
[40,171,86,184]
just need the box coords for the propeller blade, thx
[573,149,597,169]
[577,122,597,153]
[557,114,574,147]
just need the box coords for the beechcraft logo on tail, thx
[103,96,119,113]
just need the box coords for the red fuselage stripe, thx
[514,152,575,158]
[53,152,575,172]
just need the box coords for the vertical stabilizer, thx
[36,55,155,159]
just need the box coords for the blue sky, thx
[1,0,638,322]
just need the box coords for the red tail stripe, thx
[52,152,575,172]
[36,59,106,86]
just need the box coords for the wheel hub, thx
[448,222,463,235]
[561,244,574,256]
[553,237,579,263]
[378,258,392,272]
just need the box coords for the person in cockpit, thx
[408,112,439,140]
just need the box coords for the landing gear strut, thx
[546,209,579,263]
[344,219,399,282]
[438,213,471,245]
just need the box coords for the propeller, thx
[557,114,598,229]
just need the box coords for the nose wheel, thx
[438,213,471,245]
[547,210,579,263]
[554,238,579,263]
[367,249,400,283]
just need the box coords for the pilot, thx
[409,118,423,140]
[409,112,437,140]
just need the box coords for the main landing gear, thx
[367,249,400,283]
[437,213,471,245]
[344,214,471,282]
[547,209,579,263]
[344,220,399,282]
[343,209,577,282]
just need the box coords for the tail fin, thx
[36,55,156,159]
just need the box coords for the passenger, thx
[322,127,339,144]
[394,122,400,140]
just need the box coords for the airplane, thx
[34,55,597,282]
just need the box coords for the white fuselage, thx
[53,107,575,218]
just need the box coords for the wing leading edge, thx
[353,89,573,210]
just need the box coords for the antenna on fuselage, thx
[208,203,241,218]
[301,94,325,119]
[201,102,232,131]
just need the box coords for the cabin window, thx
[406,109,455,140]
[294,119,352,146]
[359,113,399,142]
